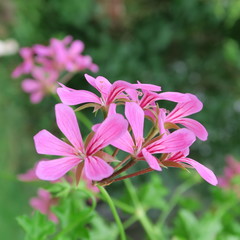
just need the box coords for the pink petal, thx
[86,114,128,155]
[106,80,133,105]
[62,35,73,45]
[30,197,48,214]
[111,131,135,154]
[108,103,117,115]
[95,76,112,100]
[144,108,157,122]
[92,123,101,132]
[158,92,190,102]
[167,94,203,121]
[84,156,114,181]
[84,74,98,88]
[51,39,66,65]
[20,47,32,58]
[89,63,99,73]
[139,91,160,108]
[125,89,139,102]
[34,130,75,156]
[158,108,167,135]
[57,85,101,105]
[142,148,161,171]
[30,91,44,104]
[178,158,218,185]
[32,67,45,81]
[69,40,84,55]
[18,166,38,182]
[12,65,23,78]
[55,104,84,152]
[36,157,81,181]
[22,79,41,93]
[33,45,52,56]
[146,129,196,154]
[125,102,144,147]
[134,82,161,92]
[177,118,208,141]
[48,212,59,223]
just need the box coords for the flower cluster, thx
[12,36,98,103]
[33,74,218,186]
[218,155,240,193]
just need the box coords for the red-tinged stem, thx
[114,154,131,170]
[112,168,154,183]
[98,159,136,186]
[112,148,119,158]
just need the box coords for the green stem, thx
[75,111,92,129]
[59,72,75,85]
[98,186,126,240]
[112,198,135,214]
[158,181,196,226]
[123,215,138,229]
[124,179,162,240]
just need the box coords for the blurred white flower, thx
[0,39,19,56]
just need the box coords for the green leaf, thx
[17,212,56,240]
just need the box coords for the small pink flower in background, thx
[12,36,98,103]
[12,47,34,78]
[18,165,38,182]
[218,155,240,189]
[22,67,58,103]
[30,188,58,223]
[33,37,98,73]
[34,103,128,182]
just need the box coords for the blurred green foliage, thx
[1,0,240,239]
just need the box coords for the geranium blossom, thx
[34,104,128,181]
[30,188,58,223]
[34,37,98,73]
[57,74,135,109]
[111,102,196,171]
[218,155,240,189]
[21,67,58,103]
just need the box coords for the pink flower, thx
[163,93,208,141]
[21,67,58,103]
[34,104,128,181]
[34,37,98,73]
[125,87,190,110]
[12,47,34,78]
[163,150,218,185]
[218,155,240,188]
[30,188,58,223]
[111,102,197,171]
[57,74,135,108]
[18,165,39,182]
